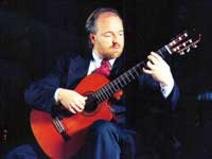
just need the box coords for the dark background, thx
[0,0,211,158]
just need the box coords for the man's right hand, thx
[57,88,87,114]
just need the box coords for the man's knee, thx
[89,120,119,138]
[4,144,38,159]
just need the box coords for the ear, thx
[89,33,96,45]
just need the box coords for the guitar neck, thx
[93,45,171,103]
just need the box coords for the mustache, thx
[111,43,121,48]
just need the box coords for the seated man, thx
[5,7,180,159]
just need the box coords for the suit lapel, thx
[110,54,125,79]
[66,54,91,89]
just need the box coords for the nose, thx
[112,35,118,43]
[113,33,122,44]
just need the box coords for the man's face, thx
[90,12,124,59]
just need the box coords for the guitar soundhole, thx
[84,94,98,113]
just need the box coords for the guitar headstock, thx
[167,31,202,55]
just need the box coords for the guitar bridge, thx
[52,117,70,141]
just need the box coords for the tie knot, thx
[101,58,111,68]
[95,59,111,76]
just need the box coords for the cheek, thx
[121,38,124,46]
[120,36,125,44]
[99,38,113,47]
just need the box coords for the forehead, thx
[95,12,123,31]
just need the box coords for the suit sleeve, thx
[24,56,68,113]
[137,74,180,112]
[166,82,180,111]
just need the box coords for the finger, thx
[61,101,70,110]
[83,96,88,100]
[146,61,156,70]
[75,97,86,107]
[150,52,164,62]
[73,104,83,112]
[80,101,86,109]
[143,67,152,74]
[75,102,85,111]
[68,106,77,114]
[71,101,84,112]
[80,98,86,105]
[147,54,159,65]
[76,95,87,102]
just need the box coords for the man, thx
[5,7,180,159]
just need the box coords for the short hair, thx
[85,7,122,34]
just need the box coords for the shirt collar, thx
[92,50,116,67]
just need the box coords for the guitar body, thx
[30,73,114,159]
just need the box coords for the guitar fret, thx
[97,95,102,103]
[120,75,128,86]
[123,72,131,82]
[111,81,117,91]
[93,93,100,103]
[106,84,114,95]
[101,87,109,100]
[95,92,101,102]
[114,80,120,90]
[159,47,167,57]
[97,90,104,102]
[103,86,111,98]
[132,66,139,77]
[117,78,124,88]
[128,70,135,79]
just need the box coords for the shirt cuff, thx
[160,78,175,98]
[54,88,61,103]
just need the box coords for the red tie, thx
[95,59,111,76]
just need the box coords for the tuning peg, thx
[186,48,190,52]
[192,44,198,48]
[178,37,182,41]
[177,46,180,50]
[184,32,188,37]
[170,40,176,46]
[180,51,185,55]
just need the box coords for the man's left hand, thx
[143,52,174,87]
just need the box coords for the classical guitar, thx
[30,31,201,159]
